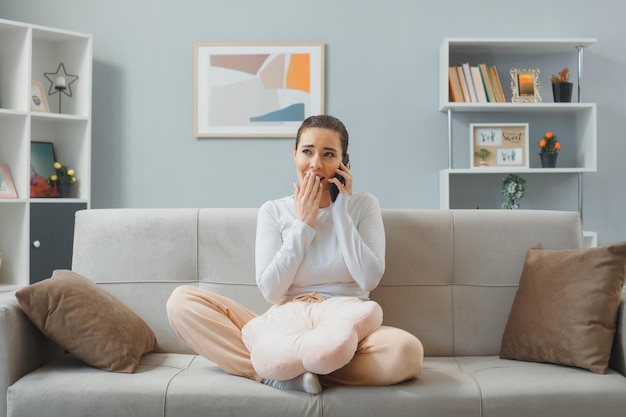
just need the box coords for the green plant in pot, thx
[501,174,526,209]
[551,67,573,102]
[474,148,491,166]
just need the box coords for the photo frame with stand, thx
[510,68,541,103]
[31,82,49,112]
[470,123,529,169]
[0,163,17,198]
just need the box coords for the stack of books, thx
[448,63,506,103]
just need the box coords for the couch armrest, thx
[0,292,63,417]
[610,289,626,377]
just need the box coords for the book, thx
[448,67,465,102]
[457,66,470,103]
[479,63,497,103]
[461,62,477,102]
[489,65,506,103]
[470,66,487,103]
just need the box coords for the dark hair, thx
[295,115,349,157]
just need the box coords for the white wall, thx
[1,0,625,244]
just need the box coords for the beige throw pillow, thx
[500,241,626,374]
[16,269,157,373]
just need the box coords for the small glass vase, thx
[539,153,558,168]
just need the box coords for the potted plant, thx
[48,161,77,198]
[538,131,560,168]
[474,148,491,166]
[551,67,573,102]
[501,174,526,209]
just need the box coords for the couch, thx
[2,208,626,417]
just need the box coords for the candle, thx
[55,76,66,89]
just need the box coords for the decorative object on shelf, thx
[30,142,58,198]
[30,82,49,112]
[48,162,77,198]
[539,131,560,168]
[474,148,492,166]
[551,67,573,103]
[0,163,17,198]
[470,123,529,169]
[501,174,527,210]
[510,68,542,103]
[194,42,325,137]
[44,63,79,113]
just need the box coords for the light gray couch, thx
[2,208,626,417]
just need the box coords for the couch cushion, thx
[454,356,626,417]
[15,270,157,373]
[500,242,626,373]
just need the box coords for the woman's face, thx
[293,127,343,192]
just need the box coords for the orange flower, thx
[539,131,559,155]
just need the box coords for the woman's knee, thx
[377,327,424,382]
[166,285,198,320]
[401,333,424,379]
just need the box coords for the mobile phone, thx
[330,154,350,202]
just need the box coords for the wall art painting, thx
[194,43,325,137]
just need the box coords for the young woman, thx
[167,115,423,394]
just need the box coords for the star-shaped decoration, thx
[44,63,79,97]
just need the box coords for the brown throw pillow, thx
[16,270,157,373]
[500,242,626,374]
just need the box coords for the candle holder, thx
[44,63,78,113]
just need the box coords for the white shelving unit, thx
[0,19,92,289]
[439,38,597,246]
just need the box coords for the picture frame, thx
[510,68,541,103]
[194,42,325,137]
[30,141,57,197]
[470,123,529,169]
[0,163,17,198]
[31,81,50,112]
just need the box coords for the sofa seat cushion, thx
[8,354,626,417]
[7,353,321,417]
[321,356,626,417]
[7,353,180,417]
[453,357,626,417]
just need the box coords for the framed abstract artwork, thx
[30,141,57,197]
[194,42,325,137]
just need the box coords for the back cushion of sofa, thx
[72,209,200,353]
[372,209,583,357]
[197,208,271,314]
[71,208,583,358]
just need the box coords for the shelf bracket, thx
[447,108,453,169]
[578,172,583,223]
[576,45,584,103]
